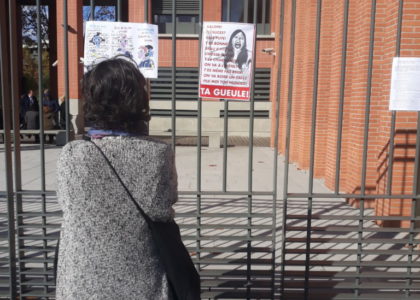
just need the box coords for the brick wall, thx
[271,0,420,227]
[56,0,84,100]
[56,0,275,90]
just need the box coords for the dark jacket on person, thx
[20,94,39,126]
[59,101,67,129]
[21,94,38,112]
[43,96,60,113]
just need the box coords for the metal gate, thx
[279,0,420,299]
[1,0,278,299]
[2,0,420,299]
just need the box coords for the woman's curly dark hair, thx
[83,56,150,134]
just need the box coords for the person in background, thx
[59,95,67,130]
[24,103,39,143]
[20,89,38,128]
[42,106,55,143]
[0,104,3,130]
[43,89,60,128]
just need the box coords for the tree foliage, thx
[21,5,49,48]
[22,47,50,94]
[21,5,50,94]
[83,6,116,21]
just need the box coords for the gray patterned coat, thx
[56,137,177,300]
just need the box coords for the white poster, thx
[199,22,256,101]
[389,57,420,111]
[84,21,158,78]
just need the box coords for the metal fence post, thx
[0,2,17,297]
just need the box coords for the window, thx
[83,5,116,21]
[82,0,126,21]
[152,0,199,34]
[222,0,271,35]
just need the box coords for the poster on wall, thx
[389,57,420,111]
[84,21,158,78]
[199,22,256,101]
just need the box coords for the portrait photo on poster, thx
[223,29,252,73]
[199,22,256,101]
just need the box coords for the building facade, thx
[15,0,420,226]
[271,0,420,227]
[53,0,275,146]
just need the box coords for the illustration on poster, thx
[117,35,133,59]
[138,45,155,70]
[224,29,251,73]
[90,32,105,48]
[84,22,158,78]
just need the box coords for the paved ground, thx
[1,139,420,298]
[0,137,329,193]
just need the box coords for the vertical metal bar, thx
[196,0,203,274]
[8,1,24,296]
[36,1,45,191]
[144,0,148,22]
[223,100,229,191]
[171,0,176,150]
[0,3,17,297]
[272,0,285,297]
[90,0,95,20]
[227,0,231,21]
[304,0,322,298]
[354,0,376,296]
[36,0,45,192]
[222,4,231,192]
[244,0,249,23]
[117,0,122,21]
[63,0,70,142]
[334,0,350,194]
[36,1,49,295]
[245,1,258,298]
[8,0,22,185]
[280,0,296,297]
[248,2,258,200]
[387,0,403,195]
[262,0,267,34]
[144,0,151,139]
[407,117,420,297]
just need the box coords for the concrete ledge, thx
[0,130,74,146]
[149,130,221,148]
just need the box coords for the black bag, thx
[90,141,201,300]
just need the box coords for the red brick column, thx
[313,0,334,178]
[128,0,146,22]
[341,0,377,202]
[295,0,318,170]
[56,0,84,133]
[276,0,292,154]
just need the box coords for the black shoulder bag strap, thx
[89,141,154,222]
[53,142,152,283]
[88,141,200,300]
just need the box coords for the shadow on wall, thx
[376,129,417,228]
[344,129,418,228]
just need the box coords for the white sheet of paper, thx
[389,57,420,111]
[84,21,158,79]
